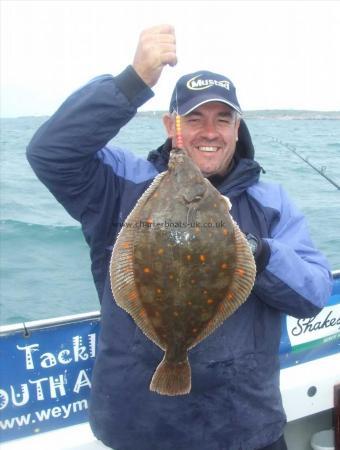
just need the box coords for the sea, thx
[1,111,339,326]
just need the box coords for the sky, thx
[1,0,340,117]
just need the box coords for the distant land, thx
[242,110,340,120]
[1,110,340,120]
[138,110,340,120]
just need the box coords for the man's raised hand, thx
[132,25,177,88]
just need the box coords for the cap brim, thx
[178,96,242,116]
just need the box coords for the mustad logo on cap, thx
[186,75,231,91]
[169,70,241,115]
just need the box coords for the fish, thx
[110,147,256,396]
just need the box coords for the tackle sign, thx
[0,315,100,442]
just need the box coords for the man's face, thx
[163,102,240,177]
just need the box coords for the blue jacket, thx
[27,66,333,450]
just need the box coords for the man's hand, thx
[132,24,177,88]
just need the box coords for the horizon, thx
[1,108,340,121]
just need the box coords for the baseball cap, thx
[169,70,242,116]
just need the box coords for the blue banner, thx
[0,316,99,442]
[0,272,339,442]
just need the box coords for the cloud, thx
[1,1,340,116]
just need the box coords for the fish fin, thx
[150,355,191,396]
[227,219,257,303]
[189,220,256,348]
[110,227,161,347]
[131,170,167,213]
[110,171,168,348]
[222,195,232,211]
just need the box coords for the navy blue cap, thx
[169,70,242,116]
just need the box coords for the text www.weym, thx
[0,399,88,430]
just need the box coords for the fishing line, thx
[269,136,340,190]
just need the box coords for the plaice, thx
[110,148,256,396]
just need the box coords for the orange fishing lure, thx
[175,115,183,149]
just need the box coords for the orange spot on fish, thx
[218,304,225,313]
[207,298,214,305]
[158,248,164,255]
[140,309,146,318]
[227,292,234,301]
[121,242,131,249]
[146,218,153,225]
[235,268,245,277]
[156,288,162,294]
[223,229,228,236]
[199,254,206,263]
[128,291,137,301]
[221,263,228,270]
[195,227,200,234]
[143,267,151,274]
[169,274,174,280]
[186,254,192,261]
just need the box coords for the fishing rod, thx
[269,137,340,190]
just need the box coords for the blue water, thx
[1,113,339,325]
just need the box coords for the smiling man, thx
[163,72,241,177]
[27,25,332,450]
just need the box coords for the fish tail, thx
[150,356,191,396]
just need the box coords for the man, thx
[27,25,332,450]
